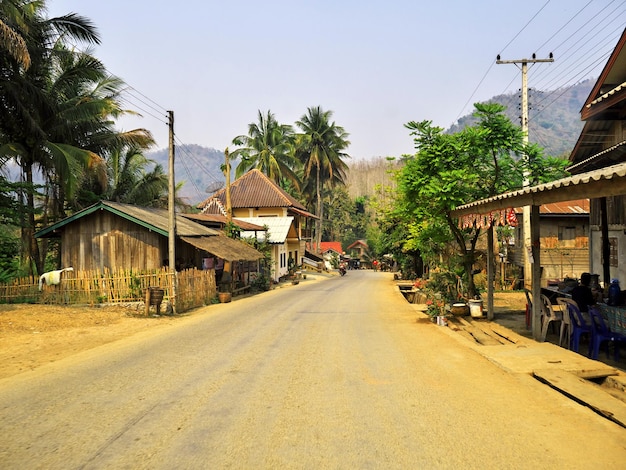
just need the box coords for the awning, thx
[181,236,263,262]
[451,161,626,218]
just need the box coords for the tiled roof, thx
[198,169,308,212]
[320,241,343,254]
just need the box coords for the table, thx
[597,303,626,335]
[541,286,572,304]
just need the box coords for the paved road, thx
[1,270,625,469]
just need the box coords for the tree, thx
[230,110,300,188]
[295,106,350,248]
[0,3,104,275]
[0,1,30,69]
[397,103,543,297]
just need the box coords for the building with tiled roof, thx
[198,169,317,281]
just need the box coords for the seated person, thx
[570,272,596,313]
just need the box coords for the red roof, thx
[320,242,343,254]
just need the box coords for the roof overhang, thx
[180,236,263,262]
[451,161,626,218]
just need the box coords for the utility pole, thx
[224,148,232,223]
[496,53,553,339]
[167,110,177,314]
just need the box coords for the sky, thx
[47,0,625,160]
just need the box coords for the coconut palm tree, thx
[230,110,300,188]
[295,106,350,249]
[0,3,115,274]
[0,0,30,69]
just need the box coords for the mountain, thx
[447,79,594,157]
[152,81,593,204]
[149,144,226,205]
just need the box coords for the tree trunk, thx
[315,164,322,250]
[21,162,42,276]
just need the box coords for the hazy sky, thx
[47,1,625,160]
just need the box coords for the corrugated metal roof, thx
[36,200,219,238]
[197,169,308,212]
[514,199,589,215]
[182,213,265,231]
[237,216,294,243]
[180,236,263,261]
[452,161,626,218]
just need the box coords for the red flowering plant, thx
[425,295,446,318]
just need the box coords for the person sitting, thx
[570,272,596,313]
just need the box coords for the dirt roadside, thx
[0,291,527,381]
[0,303,183,380]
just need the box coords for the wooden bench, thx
[232,285,251,296]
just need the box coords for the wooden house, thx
[568,27,626,285]
[197,169,317,281]
[35,201,263,276]
[508,200,590,284]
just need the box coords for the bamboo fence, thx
[0,267,216,313]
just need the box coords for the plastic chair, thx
[559,298,592,355]
[540,294,562,341]
[524,288,532,330]
[556,298,572,349]
[588,306,626,361]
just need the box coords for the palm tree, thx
[230,110,300,188]
[295,106,350,249]
[0,3,118,274]
[0,0,30,69]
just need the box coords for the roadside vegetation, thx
[0,0,570,303]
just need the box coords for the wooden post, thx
[487,224,495,320]
[144,288,151,316]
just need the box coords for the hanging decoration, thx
[457,208,518,229]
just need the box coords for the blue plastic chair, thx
[561,299,592,355]
[588,307,626,361]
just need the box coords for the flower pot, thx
[218,292,232,303]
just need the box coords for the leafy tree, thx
[230,110,300,188]
[397,103,537,297]
[295,106,350,248]
[0,2,105,275]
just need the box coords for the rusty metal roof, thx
[197,169,310,213]
[180,235,263,261]
[182,213,265,231]
[514,199,589,215]
[452,161,626,218]
[36,200,220,238]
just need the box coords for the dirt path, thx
[0,303,179,380]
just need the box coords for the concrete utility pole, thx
[496,54,553,339]
[167,110,177,314]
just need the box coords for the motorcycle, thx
[339,265,346,276]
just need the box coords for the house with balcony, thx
[197,169,317,282]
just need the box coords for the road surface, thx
[0,270,624,468]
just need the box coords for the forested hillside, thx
[151,80,592,205]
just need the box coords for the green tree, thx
[398,104,530,297]
[295,106,350,248]
[0,0,30,69]
[230,110,300,188]
[0,3,103,275]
